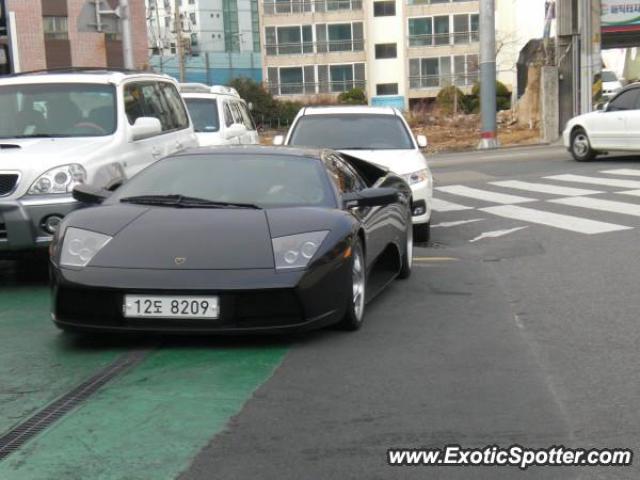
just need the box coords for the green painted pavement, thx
[0,345,288,480]
[0,285,125,433]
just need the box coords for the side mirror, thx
[224,123,246,139]
[343,188,398,209]
[416,134,428,148]
[130,117,162,141]
[272,135,285,146]
[72,184,111,205]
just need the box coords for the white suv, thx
[179,83,259,146]
[0,69,197,257]
[275,106,433,242]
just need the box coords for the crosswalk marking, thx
[480,205,631,235]
[490,180,602,196]
[618,190,640,198]
[544,174,640,189]
[550,197,640,217]
[431,198,474,212]
[436,185,535,205]
[601,169,640,177]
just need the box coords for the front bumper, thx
[51,257,351,334]
[0,195,80,257]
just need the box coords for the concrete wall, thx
[6,0,46,71]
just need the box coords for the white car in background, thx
[274,106,433,242]
[564,83,640,162]
[602,70,623,100]
[0,69,197,258]
[179,83,259,146]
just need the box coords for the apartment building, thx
[147,0,260,55]
[260,0,480,110]
[3,0,148,73]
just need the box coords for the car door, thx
[328,154,386,269]
[623,89,640,150]
[157,81,197,152]
[120,81,168,177]
[594,89,640,150]
[221,100,240,144]
[230,101,251,144]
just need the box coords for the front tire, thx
[398,220,413,280]
[336,240,366,331]
[570,128,597,162]
[414,221,431,243]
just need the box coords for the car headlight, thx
[60,227,112,268]
[28,164,86,195]
[272,231,329,270]
[402,169,429,185]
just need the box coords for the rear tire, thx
[570,128,597,162]
[413,221,431,243]
[398,220,413,280]
[336,240,366,331]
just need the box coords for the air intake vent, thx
[0,144,21,150]
[0,174,19,196]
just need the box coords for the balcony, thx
[267,80,366,96]
[408,31,479,48]
[263,0,363,15]
[265,39,365,56]
[409,72,479,90]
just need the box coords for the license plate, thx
[123,295,219,319]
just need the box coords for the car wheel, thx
[398,219,413,280]
[336,239,366,331]
[571,128,597,162]
[413,221,431,243]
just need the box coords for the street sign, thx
[602,0,640,32]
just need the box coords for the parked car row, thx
[0,68,435,334]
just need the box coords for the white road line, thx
[550,197,640,217]
[470,227,528,243]
[601,169,640,177]
[490,180,602,196]
[544,174,640,189]
[480,205,631,235]
[432,219,485,228]
[436,185,535,204]
[431,198,474,212]
[618,190,640,198]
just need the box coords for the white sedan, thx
[274,106,433,242]
[564,84,640,161]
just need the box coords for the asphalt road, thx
[2,144,640,479]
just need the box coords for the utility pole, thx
[174,1,185,82]
[478,0,499,149]
[119,0,134,69]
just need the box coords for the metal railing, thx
[408,31,479,47]
[267,80,366,95]
[265,39,365,55]
[409,73,479,89]
[264,0,363,15]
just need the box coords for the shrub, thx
[470,81,512,111]
[436,85,467,114]
[338,87,367,105]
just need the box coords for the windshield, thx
[184,98,220,133]
[110,153,336,208]
[602,71,618,82]
[288,114,415,150]
[0,83,117,139]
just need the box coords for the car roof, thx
[0,68,176,86]
[175,145,330,160]
[299,106,399,116]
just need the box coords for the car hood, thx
[85,206,275,270]
[338,149,428,175]
[0,136,115,198]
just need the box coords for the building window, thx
[376,83,398,95]
[453,13,480,44]
[266,25,313,55]
[409,54,478,89]
[322,22,363,52]
[43,16,68,40]
[268,63,365,95]
[223,0,240,52]
[433,15,449,45]
[375,43,397,59]
[373,1,396,16]
[189,0,195,3]
[263,0,362,15]
[251,0,260,53]
[408,18,432,47]
[280,67,304,94]
[409,14,478,47]
[189,13,197,25]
